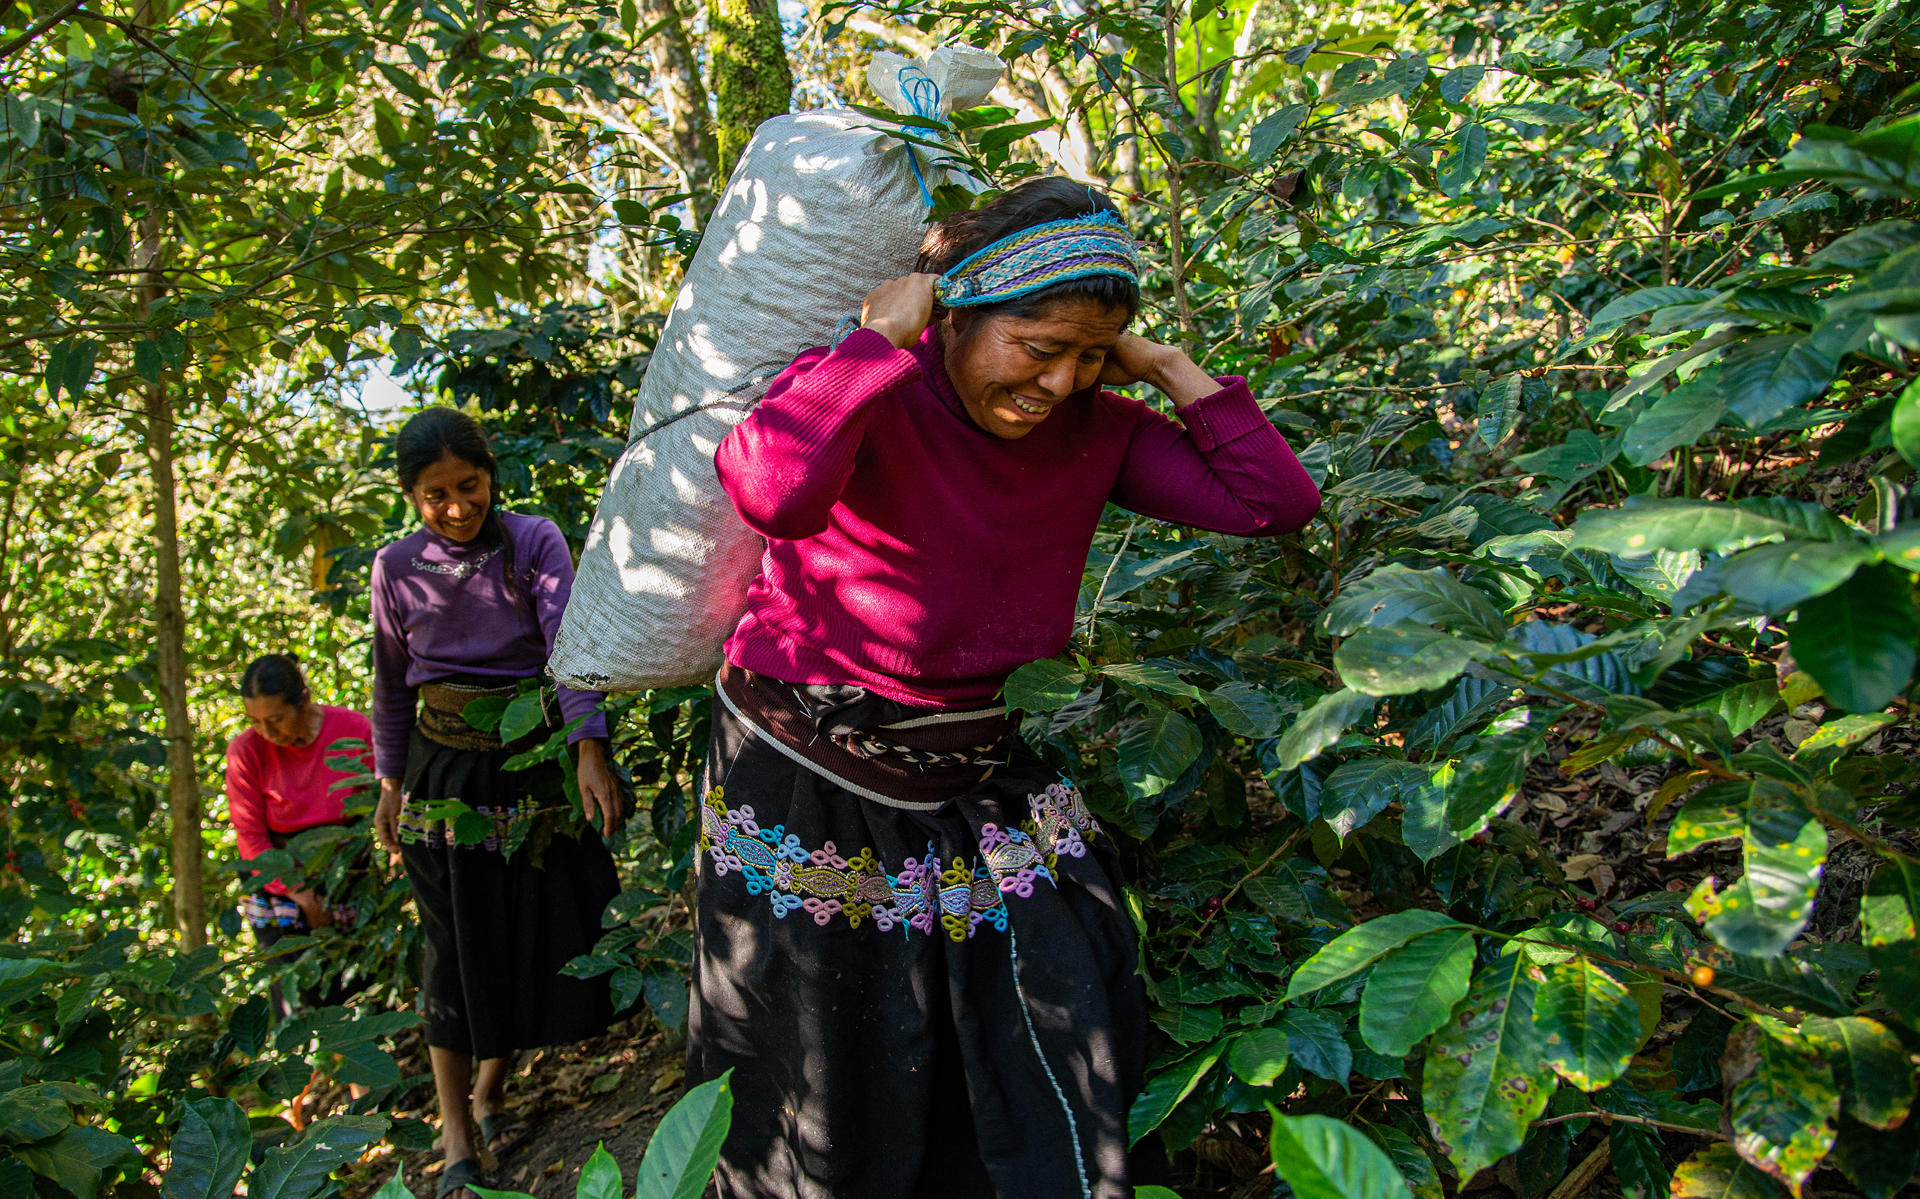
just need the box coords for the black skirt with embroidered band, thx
[397,678,621,1060]
[687,664,1148,1199]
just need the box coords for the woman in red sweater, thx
[691,178,1321,1199]
[225,655,372,997]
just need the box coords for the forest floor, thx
[340,1017,687,1199]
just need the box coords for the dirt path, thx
[342,1016,687,1198]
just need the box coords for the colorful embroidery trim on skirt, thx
[242,893,305,929]
[399,794,539,852]
[697,778,1103,942]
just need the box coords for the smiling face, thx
[407,453,493,542]
[942,297,1130,440]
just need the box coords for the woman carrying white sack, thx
[689,177,1322,1198]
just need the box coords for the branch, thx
[0,0,84,61]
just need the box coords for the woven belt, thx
[716,663,1014,809]
[417,681,521,751]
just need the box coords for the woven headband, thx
[934,211,1141,308]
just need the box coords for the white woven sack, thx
[551,47,1003,691]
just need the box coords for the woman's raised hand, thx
[1099,332,1220,407]
[575,738,624,836]
[860,273,940,349]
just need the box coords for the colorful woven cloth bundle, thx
[934,210,1141,307]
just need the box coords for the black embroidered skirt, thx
[687,666,1147,1199]
[397,681,621,1060]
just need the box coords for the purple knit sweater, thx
[370,511,608,779]
[714,326,1322,708]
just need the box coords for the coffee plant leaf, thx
[1722,334,1838,427]
[1227,1028,1291,1087]
[1861,859,1920,1020]
[1421,956,1556,1177]
[1003,659,1086,713]
[1275,1009,1352,1085]
[1726,1015,1839,1192]
[1623,369,1729,466]
[1588,285,1720,332]
[632,1073,733,1199]
[1529,958,1648,1091]
[1712,539,1876,613]
[1830,1115,1920,1199]
[1357,925,1476,1058]
[1444,723,1542,837]
[1786,562,1919,712]
[1892,375,1920,467]
[249,1115,390,1199]
[1129,1043,1226,1147]
[1116,708,1204,801]
[1320,564,1508,641]
[1335,625,1489,696]
[1285,909,1466,1002]
[1682,777,1825,957]
[160,1097,250,1199]
[1572,500,1809,557]
[1266,1111,1412,1199]
[1320,758,1430,841]
[1274,688,1378,771]
[1800,1016,1914,1130]
[1202,682,1286,737]
[1609,1124,1670,1199]
[1669,1144,1780,1199]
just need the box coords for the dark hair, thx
[240,654,308,707]
[916,178,1140,322]
[394,407,524,614]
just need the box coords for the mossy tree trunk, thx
[707,0,790,181]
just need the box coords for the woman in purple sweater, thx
[690,179,1320,1199]
[369,408,625,1198]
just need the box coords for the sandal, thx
[436,1158,495,1199]
[476,1112,533,1162]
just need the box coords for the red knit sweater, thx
[715,326,1321,708]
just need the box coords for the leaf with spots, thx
[1529,958,1649,1091]
[1799,1016,1913,1130]
[1358,926,1476,1058]
[1670,1144,1783,1199]
[1681,778,1826,958]
[1861,859,1920,1017]
[1725,1015,1840,1195]
[1421,956,1556,1177]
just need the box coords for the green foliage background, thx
[3,0,1919,1195]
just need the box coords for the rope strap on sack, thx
[896,63,944,208]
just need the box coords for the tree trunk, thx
[644,0,719,224]
[707,0,789,180]
[147,373,205,951]
[131,0,204,949]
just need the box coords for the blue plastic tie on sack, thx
[896,64,943,208]
[828,314,861,349]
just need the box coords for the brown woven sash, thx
[417,681,521,751]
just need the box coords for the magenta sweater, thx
[370,511,609,779]
[714,327,1321,708]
